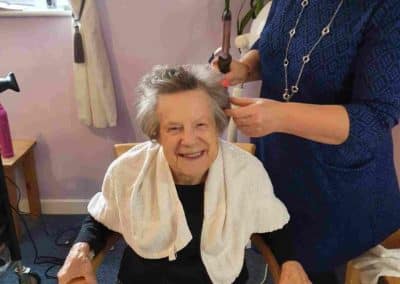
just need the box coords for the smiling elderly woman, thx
[57,65,292,284]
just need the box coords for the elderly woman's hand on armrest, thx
[57,242,97,284]
[279,261,312,284]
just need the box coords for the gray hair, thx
[136,65,230,139]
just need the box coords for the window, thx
[0,0,71,11]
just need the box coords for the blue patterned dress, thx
[252,0,400,273]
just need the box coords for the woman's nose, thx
[181,128,196,145]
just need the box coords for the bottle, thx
[0,104,14,158]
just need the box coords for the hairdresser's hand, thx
[279,261,312,284]
[57,242,97,284]
[211,57,250,86]
[225,96,284,137]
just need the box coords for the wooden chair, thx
[345,229,400,284]
[72,142,281,284]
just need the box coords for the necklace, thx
[282,0,344,102]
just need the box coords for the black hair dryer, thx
[0,73,20,93]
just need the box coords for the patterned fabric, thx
[252,0,400,273]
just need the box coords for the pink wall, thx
[0,0,399,201]
[0,0,229,200]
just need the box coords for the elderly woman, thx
[57,65,304,284]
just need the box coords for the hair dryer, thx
[0,73,20,93]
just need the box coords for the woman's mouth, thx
[178,150,205,159]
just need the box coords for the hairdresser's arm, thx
[226,97,349,145]
[240,50,262,82]
[211,50,261,86]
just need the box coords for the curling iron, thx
[209,1,232,75]
[218,0,232,74]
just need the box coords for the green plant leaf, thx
[255,0,265,15]
[236,0,272,36]
[238,6,258,35]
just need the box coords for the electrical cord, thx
[5,176,76,242]
[6,176,81,279]
[10,204,63,279]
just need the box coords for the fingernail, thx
[221,78,229,88]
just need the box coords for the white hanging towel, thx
[69,0,117,128]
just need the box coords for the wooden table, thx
[2,139,41,239]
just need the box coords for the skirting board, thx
[19,199,90,215]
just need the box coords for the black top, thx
[75,184,248,284]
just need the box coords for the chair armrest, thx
[381,229,400,249]
[380,277,400,284]
[251,233,281,283]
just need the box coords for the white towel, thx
[352,245,400,284]
[88,140,289,284]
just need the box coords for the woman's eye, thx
[197,123,207,128]
[168,127,181,133]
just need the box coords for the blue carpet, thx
[0,215,270,284]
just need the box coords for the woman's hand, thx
[210,49,261,85]
[225,96,284,137]
[57,242,97,284]
[211,57,250,86]
[279,261,312,284]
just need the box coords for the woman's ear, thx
[151,132,159,142]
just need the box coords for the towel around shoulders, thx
[88,139,290,284]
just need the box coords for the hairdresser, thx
[213,1,400,283]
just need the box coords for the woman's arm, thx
[279,261,312,284]
[240,49,262,83]
[57,241,97,284]
[278,102,349,145]
[57,215,114,284]
[74,215,114,255]
[211,49,262,86]
[225,97,349,145]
